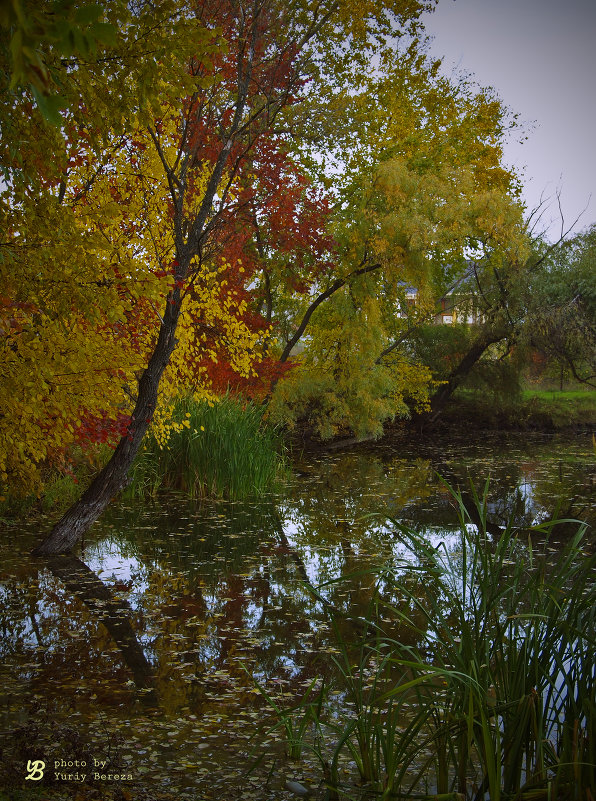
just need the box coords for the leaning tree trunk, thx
[32,292,182,555]
[32,28,255,556]
[416,326,509,425]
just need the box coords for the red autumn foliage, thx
[70,0,337,442]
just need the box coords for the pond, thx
[1,431,594,799]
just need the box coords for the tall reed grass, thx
[388,481,596,799]
[250,482,595,799]
[127,395,286,500]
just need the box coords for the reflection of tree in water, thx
[46,555,155,694]
[1,565,150,711]
[0,576,35,660]
[0,554,161,788]
[88,491,416,705]
[95,495,281,574]
[287,452,433,531]
[80,498,333,708]
[278,454,433,594]
[2,434,593,799]
[395,433,596,536]
[1,557,156,726]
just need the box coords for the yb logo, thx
[25,760,45,781]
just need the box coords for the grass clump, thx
[127,394,287,500]
[390,483,596,799]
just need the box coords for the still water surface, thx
[1,431,594,798]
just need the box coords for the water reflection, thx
[46,555,156,696]
[0,432,593,798]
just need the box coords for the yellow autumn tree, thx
[264,47,529,438]
[5,0,438,555]
[0,1,253,497]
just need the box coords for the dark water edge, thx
[1,430,594,800]
[289,405,596,459]
[410,391,596,435]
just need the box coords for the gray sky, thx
[422,0,596,242]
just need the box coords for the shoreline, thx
[289,393,596,455]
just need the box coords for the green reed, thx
[248,673,327,762]
[324,629,437,799]
[383,481,596,799]
[126,394,287,499]
[249,481,595,799]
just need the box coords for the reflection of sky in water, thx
[83,547,151,608]
[285,513,476,593]
[0,433,593,799]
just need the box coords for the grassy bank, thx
[438,386,596,431]
[522,388,596,425]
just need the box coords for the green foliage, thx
[268,350,433,440]
[398,483,596,798]
[0,0,117,123]
[248,673,327,762]
[462,356,523,403]
[259,26,529,438]
[411,324,477,381]
[127,395,287,500]
[269,291,434,439]
[0,0,208,124]
[434,512,594,793]
[412,323,524,406]
[525,224,596,387]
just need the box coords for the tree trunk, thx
[31,1,262,556]
[417,326,508,424]
[32,293,182,555]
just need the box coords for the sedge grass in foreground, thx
[249,482,595,800]
[126,395,287,500]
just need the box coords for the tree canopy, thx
[0,0,537,552]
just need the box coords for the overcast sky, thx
[421,0,596,242]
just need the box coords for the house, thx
[434,291,485,325]
[397,286,484,325]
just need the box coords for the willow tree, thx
[260,44,530,438]
[524,224,596,388]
